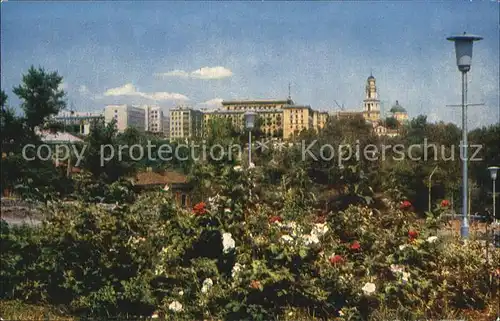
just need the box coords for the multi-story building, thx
[282,104,315,138]
[204,99,291,138]
[144,105,164,134]
[202,98,327,140]
[104,104,146,132]
[169,106,203,140]
[163,116,170,139]
[54,111,104,135]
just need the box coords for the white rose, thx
[311,223,329,237]
[361,282,376,295]
[303,234,320,246]
[399,244,408,251]
[222,232,236,253]
[280,235,294,243]
[390,264,404,274]
[231,263,244,279]
[168,300,183,312]
[201,278,213,294]
[426,236,438,243]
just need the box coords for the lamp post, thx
[428,165,438,212]
[244,111,257,168]
[488,166,499,224]
[447,32,483,239]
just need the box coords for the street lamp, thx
[428,165,438,212]
[447,32,483,239]
[488,166,499,224]
[244,110,257,168]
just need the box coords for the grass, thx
[0,300,74,321]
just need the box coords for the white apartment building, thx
[143,105,164,134]
[104,104,146,132]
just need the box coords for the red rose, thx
[269,215,283,224]
[400,200,412,210]
[329,255,345,265]
[350,241,361,251]
[408,229,419,240]
[440,199,450,208]
[193,202,207,215]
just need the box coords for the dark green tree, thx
[385,116,399,129]
[13,66,66,132]
[81,119,134,182]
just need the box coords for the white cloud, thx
[199,98,223,107]
[103,83,189,101]
[104,83,138,96]
[158,70,190,78]
[191,66,233,79]
[141,91,189,101]
[155,66,233,80]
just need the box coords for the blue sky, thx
[1,1,499,128]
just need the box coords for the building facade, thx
[143,105,164,134]
[389,100,409,122]
[202,99,328,140]
[54,111,104,135]
[169,106,203,140]
[104,104,146,132]
[333,74,408,137]
[163,116,170,139]
[362,74,381,122]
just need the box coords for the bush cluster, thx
[1,166,499,320]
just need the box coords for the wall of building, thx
[105,105,145,132]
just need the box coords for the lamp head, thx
[447,33,483,73]
[244,110,257,130]
[488,166,499,181]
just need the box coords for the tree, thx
[0,90,7,109]
[469,123,500,217]
[385,116,398,129]
[81,119,133,182]
[0,91,31,153]
[13,66,66,132]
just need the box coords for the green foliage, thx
[1,171,498,319]
[12,66,66,131]
[385,116,399,129]
[71,172,136,203]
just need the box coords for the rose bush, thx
[1,165,499,320]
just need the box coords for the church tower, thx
[363,73,381,122]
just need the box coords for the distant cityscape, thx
[54,74,409,140]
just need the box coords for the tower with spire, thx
[363,73,381,122]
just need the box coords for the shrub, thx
[1,165,498,319]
